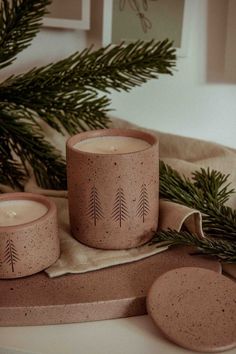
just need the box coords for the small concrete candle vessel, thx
[0,193,60,279]
[67,128,159,250]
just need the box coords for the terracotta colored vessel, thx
[66,128,159,249]
[0,193,60,279]
[147,267,236,353]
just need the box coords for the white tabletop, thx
[0,315,236,354]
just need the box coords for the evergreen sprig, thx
[0,0,176,189]
[159,161,236,241]
[0,0,50,69]
[0,143,25,189]
[0,40,176,135]
[152,230,236,263]
[150,161,236,262]
[0,103,66,189]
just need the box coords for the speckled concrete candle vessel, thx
[66,128,159,250]
[0,193,60,279]
[147,267,236,353]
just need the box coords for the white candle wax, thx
[0,200,48,227]
[73,136,150,154]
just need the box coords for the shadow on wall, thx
[207,0,236,84]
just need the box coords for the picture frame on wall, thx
[102,0,191,57]
[43,0,91,30]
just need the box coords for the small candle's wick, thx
[6,210,17,218]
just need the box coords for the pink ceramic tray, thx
[0,246,220,326]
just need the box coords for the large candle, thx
[0,199,48,227]
[67,128,159,250]
[73,136,151,154]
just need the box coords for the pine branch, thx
[192,168,234,206]
[0,40,175,135]
[159,161,236,241]
[0,139,25,189]
[151,230,236,263]
[0,35,176,189]
[0,106,66,189]
[0,89,110,135]
[202,204,236,239]
[0,39,175,92]
[0,0,51,69]
[72,39,176,92]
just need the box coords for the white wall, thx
[110,0,236,148]
[1,0,236,148]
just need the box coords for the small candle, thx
[73,136,151,154]
[0,193,59,279]
[0,199,48,227]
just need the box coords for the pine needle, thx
[159,161,236,241]
[0,0,51,69]
[152,229,236,263]
[0,105,66,189]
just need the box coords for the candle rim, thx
[67,128,158,156]
[0,192,55,230]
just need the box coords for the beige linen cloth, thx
[2,117,236,277]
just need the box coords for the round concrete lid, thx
[147,267,236,353]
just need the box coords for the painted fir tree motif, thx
[112,187,129,227]
[87,186,104,226]
[136,183,150,222]
[4,239,20,272]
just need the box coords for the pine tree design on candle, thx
[136,183,150,222]
[3,239,20,272]
[87,186,104,226]
[112,187,129,227]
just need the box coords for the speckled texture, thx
[0,193,60,279]
[147,267,236,353]
[0,246,220,326]
[67,129,159,250]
